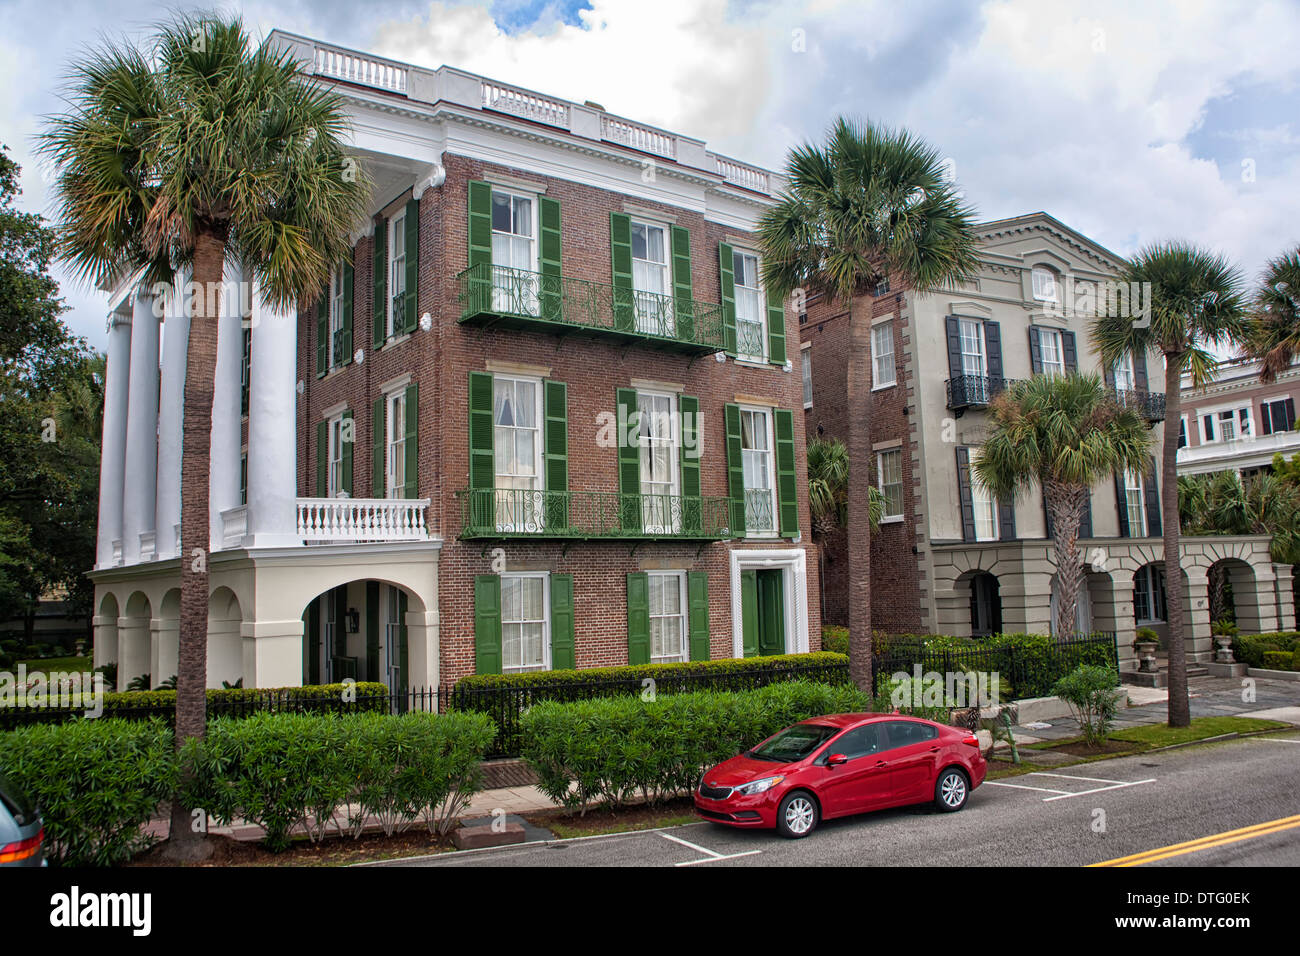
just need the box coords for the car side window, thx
[881,720,938,750]
[827,723,882,761]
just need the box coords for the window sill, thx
[803,402,813,410]
[733,356,770,369]
[879,515,904,525]
[872,381,897,392]
[382,333,412,351]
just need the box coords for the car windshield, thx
[748,723,841,762]
[0,771,36,827]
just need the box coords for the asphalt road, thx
[380,732,1300,867]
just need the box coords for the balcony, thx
[297,497,431,543]
[457,263,728,354]
[456,488,733,539]
[1112,388,1166,424]
[946,375,1015,414]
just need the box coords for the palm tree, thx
[1243,248,1300,382]
[759,118,980,691]
[974,373,1152,637]
[1091,242,1246,727]
[42,13,370,858]
[806,437,883,536]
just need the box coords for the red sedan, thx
[695,713,986,838]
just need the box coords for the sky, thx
[3,0,1298,351]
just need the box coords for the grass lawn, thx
[15,655,93,673]
[1026,716,1290,754]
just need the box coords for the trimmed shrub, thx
[821,626,849,655]
[1261,650,1296,671]
[0,718,177,865]
[99,681,392,718]
[1233,632,1300,669]
[521,680,873,813]
[1051,665,1122,748]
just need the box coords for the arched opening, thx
[1205,557,1256,630]
[207,587,243,688]
[301,579,421,695]
[93,592,120,676]
[153,589,181,689]
[1050,568,1096,637]
[119,592,152,691]
[966,571,1002,638]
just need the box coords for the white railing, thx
[715,155,769,193]
[481,81,569,128]
[313,45,408,94]
[297,497,431,543]
[139,531,156,563]
[601,116,676,159]
[221,506,248,549]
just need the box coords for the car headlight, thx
[733,775,785,796]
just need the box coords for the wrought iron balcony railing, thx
[735,318,766,360]
[744,488,776,534]
[946,374,1014,412]
[1112,388,1166,424]
[457,263,729,354]
[456,487,733,539]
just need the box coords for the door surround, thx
[729,548,809,658]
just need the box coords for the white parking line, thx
[983,780,1074,796]
[1247,737,1300,743]
[983,771,1155,802]
[659,831,762,866]
[1042,778,1156,802]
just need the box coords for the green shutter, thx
[617,387,641,532]
[718,242,737,353]
[474,575,502,675]
[539,196,562,321]
[766,283,786,366]
[403,198,419,334]
[372,220,387,348]
[740,569,759,658]
[671,225,694,340]
[341,410,354,497]
[365,581,379,682]
[724,403,746,537]
[774,409,797,536]
[688,571,709,661]
[610,212,634,331]
[340,257,354,365]
[316,290,327,377]
[469,371,495,490]
[550,573,575,671]
[626,572,650,665]
[372,396,385,498]
[467,180,493,271]
[315,421,327,497]
[403,384,418,498]
[679,395,701,532]
[544,379,568,528]
[306,600,320,685]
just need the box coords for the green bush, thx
[0,718,177,865]
[821,626,849,655]
[186,711,497,851]
[1261,650,1296,671]
[96,681,392,718]
[521,680,873,813]
[1232,632,1300,669]
[1135,627,1159,646]
[1051,665,1122,748]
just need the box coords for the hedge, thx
[100,681,392,716]
[521,680,874,812]
[1232,632,1300,669]
[184,711,496,852]
[0,718,177,866]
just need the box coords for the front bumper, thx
[693,788,781,828]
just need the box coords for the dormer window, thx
[1031,266,1058,303]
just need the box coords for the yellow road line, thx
[1090,814,1300,867]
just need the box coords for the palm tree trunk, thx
[1162,358,1191,727]
[846,294,873,692]
[163,226,226,861]
[1047,481,1087,637]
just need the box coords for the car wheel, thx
[776,790,819,838]
[935,768,969,812]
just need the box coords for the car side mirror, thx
[826,753,848,766]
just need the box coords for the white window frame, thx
[733,248,766,362]
[1124,468,1147,537]
[490,186,539,315]
[740,405,778,538]
[493,374,545,533]
[801,344,813,408]
[1037,327,1066,377]
[1134,565,1167,624]
[1112,350,1136,392]
[385,388,406,500]
[1031,266,1058,303]
[877,448,904,523]
[327,412,346,499]
[971,475,999,542]
[1199,403,1253,444]
[630,217,672,336]
[637,390,680,534]
[647,570,688,665]
[328,264,345,367]
[1178,414,1189,449]
[1261,396,1295,435]
[958,317,986,379]
[872,321,896,389]
[387,208,407,340]
[500,571,550,674]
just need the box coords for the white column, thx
[244,282,300,547]
[121,290,160,565]
[96,308,132,568]
[155,271,190,559]
[210,260,245,551]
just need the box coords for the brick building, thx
[88,32,819,691]
[1176,356,1300,477]
[801,212,1292,670]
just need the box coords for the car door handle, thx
[929,746,940,752]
